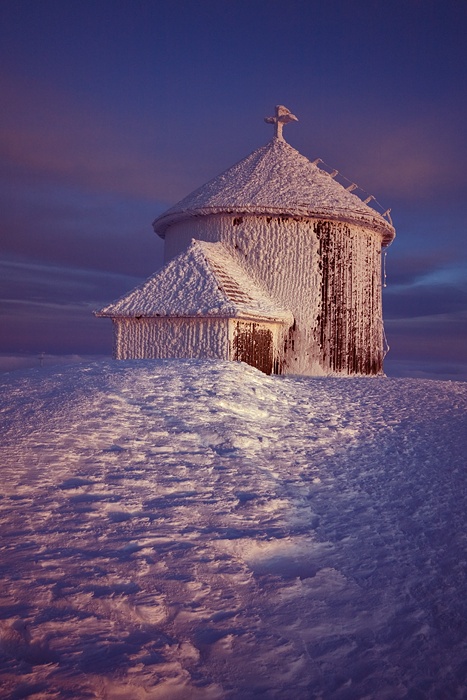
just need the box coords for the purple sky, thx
[1,0,467,378]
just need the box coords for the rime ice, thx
[97,108,395,375]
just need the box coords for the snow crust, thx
[153,138,395,245]
[1,360,467,698]
[96,240,292,324]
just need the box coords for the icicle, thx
[382,249,388,288]
[382,322,390,358]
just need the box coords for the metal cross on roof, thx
[264,105,298,141]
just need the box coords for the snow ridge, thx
[1,360,467,698]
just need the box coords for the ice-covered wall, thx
[164,214,384,375]
[113,315,288,375]
[113,317,229,360]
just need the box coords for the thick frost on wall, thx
[164,214,384,375]
[113,317,229,360]
[113,316,288,375]
[164,215,319,375]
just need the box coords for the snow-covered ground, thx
[1,360,467,699]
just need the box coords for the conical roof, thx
[153,136,395,245]
[95,239,293,323]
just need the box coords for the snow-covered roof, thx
[95,239,294,323]
[153,136,395,246]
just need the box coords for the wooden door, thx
[232,322,274,375]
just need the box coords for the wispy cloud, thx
[0,295,112,354]
[0,179,164,277]
[386,311,467,365]
[384,281,467,320]
[0,256,142,306]
[386,250,467,287]
[0,72,204,203]
[301,101,467,203]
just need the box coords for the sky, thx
[1,0,467,379]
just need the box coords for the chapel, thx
[96,106,395,375]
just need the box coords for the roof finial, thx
[264,105,298,141]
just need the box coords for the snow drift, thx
[1,360,466,699]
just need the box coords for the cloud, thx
[0,71,206,204]
[0,179,165,277]
[384,357,467,382]
[298,101,467,204]
[355,121,450,199]
[0,255,145,354]
[384,251,457,287]
[386,245,466,286]
[384,289,464,321]
[385,311,467,365]
[382,248,467,367]
[4,68,466,221]
[0,353,109,374]
[0,257,142,305]
[0,297,112,354]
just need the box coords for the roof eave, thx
[153,207,395,245]
[95,310,293,324]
